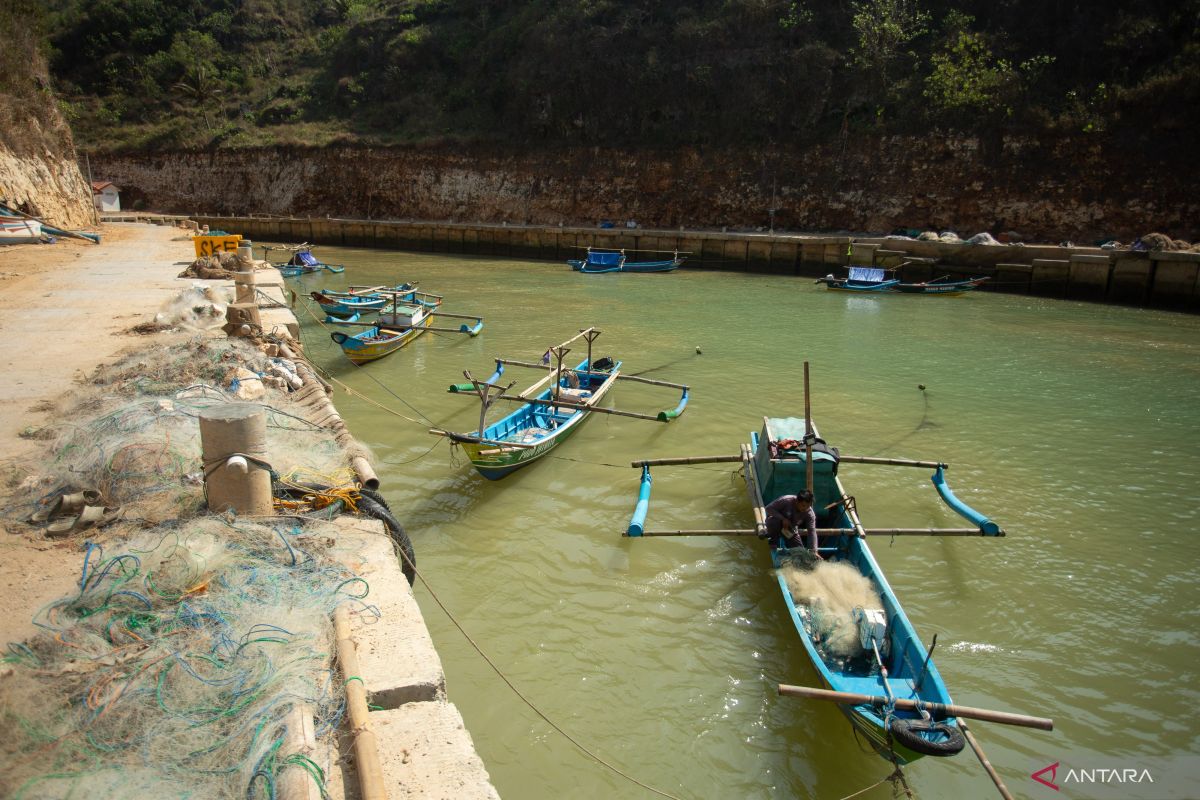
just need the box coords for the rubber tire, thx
[356,495,415,586]
[359,487,391,512]
[888,717,966,757]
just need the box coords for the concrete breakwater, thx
[0,224,498,799]
[176,215,1200,312]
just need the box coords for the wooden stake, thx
[961,720,1016,800]
[334,605,388,800]
[777,684,1053,730]
[803,362,814,494]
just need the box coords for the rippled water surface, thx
[286,246,1200,798]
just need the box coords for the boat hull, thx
[568,257,683,273]
[893,278,988,295]
[752,418,963,764]
[0,219,43,244]
[453,361,620,479]
[329,315,432,364]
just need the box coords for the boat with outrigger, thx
[567,247,687,274]
[265,243,346,277]
[430,328,691,480]
[623,363,1052,795]
[322,286,483,365]
[817,265,989,295]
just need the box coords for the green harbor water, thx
[285,246,1200,799]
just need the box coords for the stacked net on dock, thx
[1,520,370,799]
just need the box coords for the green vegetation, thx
[34,0,1200,151]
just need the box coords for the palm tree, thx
[172,66,224,132]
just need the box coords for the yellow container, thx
[193,234,242,258]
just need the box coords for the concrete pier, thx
[150,214,1200,312]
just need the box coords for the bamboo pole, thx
[427,428,537,448]
[424,325,481,334]
[277,704,320,800]
[776,684,1053,730]
[612,373,689,389]
[427,311,483,320]
[960,720,1016,800]
[838,455,946,469]
[742,443,768,534]
[496,393,665,422]
[803,362,814,494]
[636,527,999,537]
[630,454,742,467]
[334,605,388,800]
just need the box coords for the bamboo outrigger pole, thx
[632,527,1005,537]
[776,685,1053,730]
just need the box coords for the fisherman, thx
[759,489,820,557]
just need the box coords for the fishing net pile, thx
[0,330,393,797]
[780,560,884,660]
[178,252,262,280]
[3,335,359,530]
[0,522,366,799]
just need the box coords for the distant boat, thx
[817,267,988,295]
[568,248,685,274]
[266,243,346,276]
[327,289,483,365]
[0,219,42,244]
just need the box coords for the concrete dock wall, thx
[115,213,1200,312]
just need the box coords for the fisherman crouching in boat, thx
[759,490,821,559]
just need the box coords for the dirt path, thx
[0,223,195,643]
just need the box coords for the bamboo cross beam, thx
[636,527,1003,537]
[423,324,482,334]
[496,357,555,370]
[428,311,483,320]
[427,428,537,448]
[496,393,666,422]
[839,455,947,469]
[777,684,1054,730]
[630,455,742,467]
[549,327,598,351]
[614,373,689,390]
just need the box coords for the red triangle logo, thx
[1032,761,1060,791]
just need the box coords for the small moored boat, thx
[267,243,346,276]
[327,289,482,365]
[431,328,690,479]
[568,247,686,274]
[624,364,1052,787]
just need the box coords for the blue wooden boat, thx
[567,248,685,274]
[327,292,483,364]
[433,329,690,480]
[310,290,389,318]
[815,266,901,292]
[625,395,1013,766]
[269,245,346,277]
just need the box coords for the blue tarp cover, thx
[848,267,886,282]
[290,251,320,267]
[587,251,623,266]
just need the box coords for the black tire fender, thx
[888,717,966,757]
[356,495,415,586]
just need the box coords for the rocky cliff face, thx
[0,11,93,229]
[92,131,1195,243]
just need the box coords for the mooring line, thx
[400,554,684,800]
[297,300,435,426]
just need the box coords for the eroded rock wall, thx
[93,132,1195,243]
[0,23,94,229]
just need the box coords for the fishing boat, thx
[567,248,686,274]
[818,267,988,295]
[266,243,346,276]
[327,290,483,365]
[815,266,901,292]
[0,218,43,244]
[431,328,691,480]
[894,276,990,295]
[311,290,390,318]
[625,364,1051,787]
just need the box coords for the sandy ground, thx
[0,223,196,643]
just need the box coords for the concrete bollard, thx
[234,270,257,305]
[200,404,273,516]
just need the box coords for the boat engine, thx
[853,607,889,656]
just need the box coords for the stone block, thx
[1067,259,1110,302]
[330,519,446,709]
[995,263,1032,294]
[1150,257,1200,308]
[1031,259,1069,297]
[1109,258,1151,305]
[326,703,500,800]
